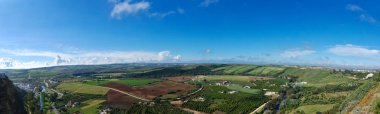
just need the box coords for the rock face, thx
[0,73,26,114]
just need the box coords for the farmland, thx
[56,83,110,95]
[104,90,142,110]
[12,64,380,114]
[182,86,269,113]
[194,75,271,82]
[83,78,157,86]
[102,81,196,100]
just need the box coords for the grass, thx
[226,84,261,94]
[304,76,355,87]
[292,104,335,114]
[116,79,157,86]
[281,68,330,83]
[57,83,109,95]
[83,78,157,86]
[246,66,285,76]
[195,75,256,82]
[80,99,106,114]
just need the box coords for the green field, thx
[292,104,335,114]
[226,84,260,94]
[212,65,259,74]
[247,66,285,76]
[304,75,355,87]
[57,83,109,95]
[195,75,263,82]
[83,78,157,86]
[80,100,105,114]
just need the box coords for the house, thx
[215,81,231,86]
[264,91,277,96]
[228,91,238,94]
[364,73,374,79]
[194,97,205,102]
[243,86,251,88]
[295,82,307,86]
[221,81,230,85]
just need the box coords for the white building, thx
[364,73,374,79]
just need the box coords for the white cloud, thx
[0,49,182,69]
[200,0,219,7]
[328,44,380,57]
[148,8,185,18]
[346,4,377,24]
[110,0,150,18]
[149,11,176,18]
[281,50,315,58]
[346,4,364,12]
[173,55,182,61]
[359,14,377,23]
[0,57,50,69]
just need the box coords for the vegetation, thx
[111,102,191,114]
[292,104,335,114]
[226,84,260,94]
[182,86,269,113]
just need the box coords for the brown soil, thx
[102,81,196,100]
[104,90,142,109]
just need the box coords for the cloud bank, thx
[0,49,182,69]
[328,44,379,57]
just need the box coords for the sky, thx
[1,0,380,69]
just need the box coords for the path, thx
[250,101,270,114]
[178,107,207,114]
[184,85,204,97]
[100,86,151,102]
[250,95,278,114]
[349,83,380,114]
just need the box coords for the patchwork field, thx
[57,83,109,95]
[195,75,271,82]
[247,66,285,76]
[304,75,355,87]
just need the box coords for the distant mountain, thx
[0,73,26,114]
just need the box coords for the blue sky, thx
[1,0,380,69]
